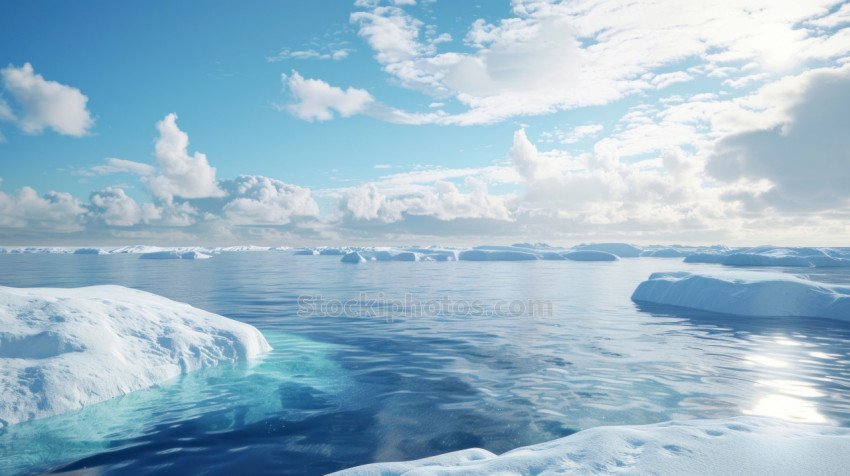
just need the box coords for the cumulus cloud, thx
[0,187,86,232]
[285,0,850,126]
[707,64,850,211]
[88,187,161,226]
[221,175,320,225]
[143,113,225,200]
[0,63,93,136]
[283,71,374,121]
[342,176,514,223]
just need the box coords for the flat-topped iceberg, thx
[139,250,212,260]
[631,270,850,320]
[684,246,850,268]
[458,249,539,261]
[0,285,271,427]
[562,250,619,261]
[333,417,850,475]
[572,242,643,258]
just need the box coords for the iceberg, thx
[562,250,619,262]
[0,285,271,427]
[683,246,850,268]
[572,242,643,258]
[332,417,850,475]
[73,248,107,255]
[341,251,368,263]
[631,270,850,320]
[293,249,319,255]
[458,249,539,261]
[138,251,212,260]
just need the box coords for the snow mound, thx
[341,251,367,263]
[139,251,212,260]
[458,249,539,261]
[0,285,271,427]
[333,417,850,476]
[631,270,850,320]
[572,242,643,258]
[562,250,619,262]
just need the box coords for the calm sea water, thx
[1,252,850,475]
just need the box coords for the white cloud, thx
[267,48,350,61]
[143,113,225,200]
[288,0,850,126]
[89,187,161,226]
[0,187,86,232]
[707,64,850,211]
[89,157,156,176]
[283,71,374,121]
[0,63,93,136]
[221,175,320,225]
[342,177,514,223]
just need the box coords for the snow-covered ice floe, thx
[333,417,850,476]
[631,270,850,320]
[139,250,212,260]
[0,285,271,427]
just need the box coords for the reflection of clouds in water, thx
[741,335,834,424]
[745,394,829,424]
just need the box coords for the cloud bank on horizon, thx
[1,0,849,245]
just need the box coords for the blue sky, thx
[1,0,849,245]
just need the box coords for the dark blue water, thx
[1,252,850,475]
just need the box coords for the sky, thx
[1,0,849,246]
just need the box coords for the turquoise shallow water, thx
[1,252,849,475]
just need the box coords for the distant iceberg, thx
[0,285,271,427]
[73,247,107,255]
[139,250,212,260]
[341,251,367,263]
[333,417,850,475]
[572,242,643,258]
[684,246,850,268]
[631,270,850,320]
[458,249,539,261]
[562,250,619,261]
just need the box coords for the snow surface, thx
[0,285,271,427]
[631,270,850,320]
[139,251,212,260]
[333,417,850,476]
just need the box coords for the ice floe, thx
[0,285,271,427]
[333,417,850,476]
[631,270,850,320]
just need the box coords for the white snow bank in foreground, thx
[0,285,271,427]
[631,270,850,320]
[139,250,212,260]
[333,417,850,476]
